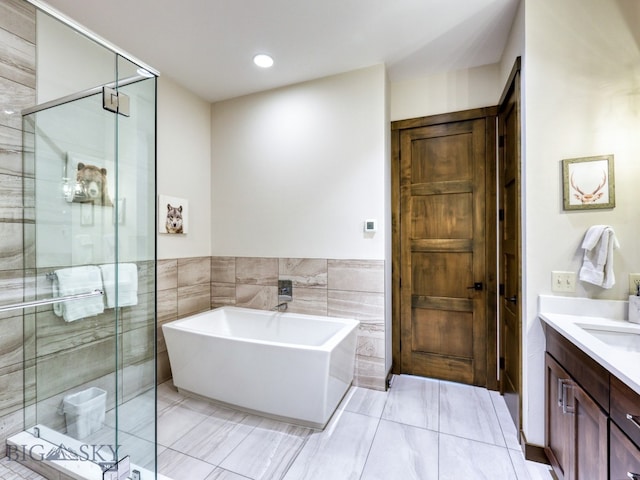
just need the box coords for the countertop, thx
[539,294,640,396]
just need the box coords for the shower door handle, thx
[0,289,104,313]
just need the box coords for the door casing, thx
[498,57,523,433]
[391,107,498,389]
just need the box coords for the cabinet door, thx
[611,422,640,480]
[611,375,640,447]
[571,384,608,480]
[546,354,572,480]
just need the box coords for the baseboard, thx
[520,431,550,465]
[385,369,394,390]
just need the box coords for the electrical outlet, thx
[629,273,640,295]
[552,271,576,293]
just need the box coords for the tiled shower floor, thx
[1,375,554,479]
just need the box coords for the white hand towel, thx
[99,263,139,308]
[53,266,105,322]
[579,225,620,289]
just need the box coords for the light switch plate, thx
[629,273,640,295]
[552,271,576,293]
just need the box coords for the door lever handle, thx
[507,295,517,304]
[467,282,483,291]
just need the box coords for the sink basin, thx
[576,323,640,353]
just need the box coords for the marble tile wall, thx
[161,255,387,390]
[21,261,157,435]
[1,0,157,460]
[0,0,36,457]
[157,257,212,384]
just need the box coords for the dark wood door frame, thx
[498,55,522,419]
[391,107,498,390]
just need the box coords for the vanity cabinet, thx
[572,379,608,479]
[611,422,640,480]
[610,376,640,447]
[546,354,572,479]
[541,301,640,480]
[545,353,608,480]
[610,376,640,480]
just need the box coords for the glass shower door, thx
[23,85,121,475]
[113,56,158,477]
[22,66,157,478]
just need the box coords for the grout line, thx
[355,414,383,480]
[279,429,312,480]
[157,447,218,478]
[437,428,442,480]
[436,377,441,433]
[438,430,519,451]
[488,390,522,452]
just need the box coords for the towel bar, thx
[45,265,141,282]
[0,289,104,313]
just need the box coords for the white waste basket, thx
[61,387,106,439]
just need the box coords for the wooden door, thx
[499,58,522,428]
[394,110,494,386]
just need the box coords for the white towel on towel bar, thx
[52,266,104,322]
[99,263,138,308]
[578,225,619,289]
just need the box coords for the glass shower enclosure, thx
[14,7,157,479]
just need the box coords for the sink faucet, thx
[273,302,288,312]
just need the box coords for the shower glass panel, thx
[21,9,157,478]
[113,54,157,473]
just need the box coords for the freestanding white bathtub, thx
[162,306,359,429]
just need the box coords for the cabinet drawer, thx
[611,422,640,480]
[611,375,640,448]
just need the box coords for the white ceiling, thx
[41,0,520,103]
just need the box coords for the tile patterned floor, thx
[0,458,49,479]
[153,375,554,480]
[1,375,555,480]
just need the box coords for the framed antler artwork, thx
[562,154,615,210]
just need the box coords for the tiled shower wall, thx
[21,262,156,435]
[157,256,387,390]
[0,0,36,457]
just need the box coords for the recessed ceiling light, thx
[253,54,274,68]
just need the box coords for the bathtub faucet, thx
[273,302,288,312]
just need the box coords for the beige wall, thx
[35,10,113,104]
[499,0,524,87]
[390,63,502,121]
[522,0,640,445]
[157,75,212,259]
[210,64,388,261]
[207,65,391,384]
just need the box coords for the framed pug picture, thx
[562,155,615,211]
[158,194,189,234]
